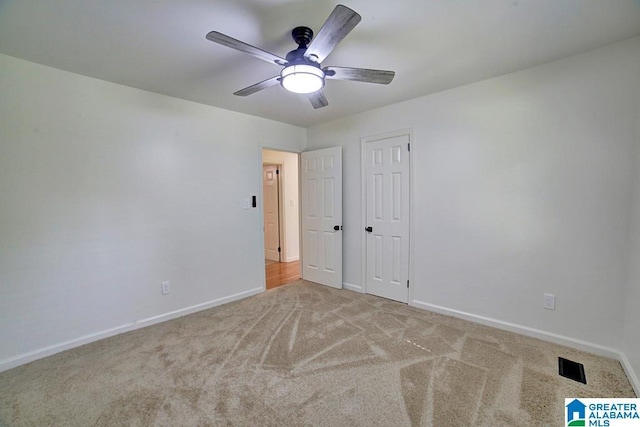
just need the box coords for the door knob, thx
[334,225,342,231]
[365,226,373,232]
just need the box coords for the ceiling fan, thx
[205,4,395,109]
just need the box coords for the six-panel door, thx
[301,147,343,289]
[364,134,410,303]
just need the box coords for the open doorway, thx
[262,149,301,289]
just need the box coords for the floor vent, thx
[559,357,587,384]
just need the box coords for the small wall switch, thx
[243,198,251,210]
[161,281,171,295]
[543,293,555,310]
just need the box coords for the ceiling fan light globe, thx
[280,64,325,94]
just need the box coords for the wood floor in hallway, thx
[266,260,300,290]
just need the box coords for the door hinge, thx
[407,280,410,288]
[276,169,280,175]
[408,143,410,151]
[278,247,281,253]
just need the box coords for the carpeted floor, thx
[0,280,635,426]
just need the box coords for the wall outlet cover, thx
[161,281,171,295]
[543,293,555,310]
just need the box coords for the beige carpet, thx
[0,280,635,426]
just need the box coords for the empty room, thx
[1,1,640,425]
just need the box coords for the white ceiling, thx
[1,0,640,127]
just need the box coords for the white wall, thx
[623,88,640,394]
[3,36,640,385]
[262,149,300,262]
[307,37,640,354]
[0,53,305,370]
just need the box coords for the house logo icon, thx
[566,399,586,426]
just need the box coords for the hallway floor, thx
[265,260,300,290]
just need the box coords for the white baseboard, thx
[135,287,262,326]
[0,287,263,373]
[343,282,364,293]
[620,352,640,397]
[410,299,621,360]
[0,323,137,373]
[285,256,299,262]
[413,298,640,395]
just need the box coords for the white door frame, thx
[360,129,415,302]
[258,145,344,291]
[260,147,301,289]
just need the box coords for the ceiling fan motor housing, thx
[279,26,325,94]
[287,26,321,67]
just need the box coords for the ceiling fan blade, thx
[233,76,281,97]
[206,31,287,66]
[323,66,395,84]
[308,90,329,109]
[304,5,361,64]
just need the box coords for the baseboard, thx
[0,323,136,373]
[410,299,621,360]
[285,256,299,262]
[619,352,640,396]
[343,282,364,293]
[0,287,263,373]
[136,287,262,326]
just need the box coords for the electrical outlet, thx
[161,281,171,295]
[543,293,555,310]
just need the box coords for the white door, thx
[263,164,280,262]
[364,133,411,302]
[301,147,342,288]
